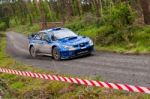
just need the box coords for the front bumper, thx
[60,46,94,59]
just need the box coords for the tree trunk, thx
[140,0,150,24]
[92,0,102,17]
[65,0,73,19]
[77,0,83,16]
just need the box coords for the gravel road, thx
[6,32,150,87]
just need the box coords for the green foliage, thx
[0,22,7,31]
[9,23,40,35]
[65,17,84,31]
[82,13,97,25]
[77,26,99,39]
[64,2,149,53]
[10,82,24,90]
[108,3,135,27]
[95,24,150,53]
[143,25,150,33]
[95,3,137,45]
[66,3,137,45]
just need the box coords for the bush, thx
[108,3,135,28]
[143,25,150,33]
[28,24,40,33]
[82,13,97,25]
[96,3,136,45]
[96,25,118,45]
[65,17,85,31]
[65,13,97,31]
[0,22,7,31]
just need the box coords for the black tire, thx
[29,46,37,58]
[89,51,93,55]
[52,47,61,60]
[88,50,94,56]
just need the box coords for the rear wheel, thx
[52,47,61,60]
[29,46,37,58]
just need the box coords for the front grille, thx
[75,47,93,55]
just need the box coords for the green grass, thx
[0,33,67,98]
[0,32,150,98]
[8,23,40,35]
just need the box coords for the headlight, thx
[89,40,93,46]
[63,45,76,51]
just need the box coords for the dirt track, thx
[6,32,150,87]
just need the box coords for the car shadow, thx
[28,56,52,61]
[27,54,93,61]
[63,54,93,61]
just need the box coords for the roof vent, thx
[52,27,62,31]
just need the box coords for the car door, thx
[34,33,45,53]
[32,33,43,52]
[40,33,52,54]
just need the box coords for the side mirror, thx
[31,34,35,37]
[51,35,55,41]
[28,33,36,39]
[28,35,32,39]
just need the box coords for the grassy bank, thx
[65,16,150,54]
[0,32,150,98]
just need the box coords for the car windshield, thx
[52,29,77,39]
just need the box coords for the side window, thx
[34,33,43,40]
[39,33,43,39]
[42,34,50,42]
[51,33,56,41]
[34,34,40,40]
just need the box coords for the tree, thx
[65,0,73,19]
[140,0,150,24]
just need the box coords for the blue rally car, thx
[28,27,94,60]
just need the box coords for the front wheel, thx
[88,50,95,56]
[52,47,61,60]
[29,46,37,58]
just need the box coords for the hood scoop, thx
[59,36,78,43]
[68,36,77,40]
